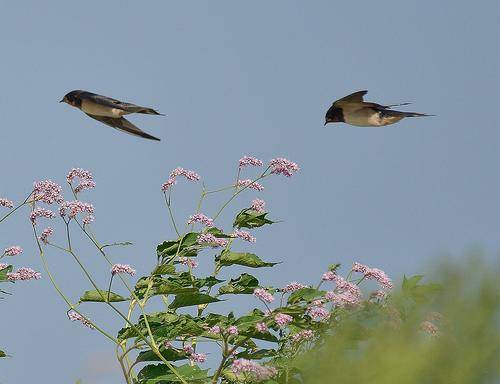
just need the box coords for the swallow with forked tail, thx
[60,90,163,141]
[324,90,433,127]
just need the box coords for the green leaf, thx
[134,276,198,299]
[157,233,200,259]
[217,251,278,268]
[402,275,442,303]
[236,348,277,359]
[0,349,6,358]
[152,264,177,276]
[138,363,210,383]
[219,273,259,295]
[0,265,13,281]
[288,288,325,304]
[80,289,128,302]
[136,347,187,363]
[233,208,276,229]
[169,293,220,309]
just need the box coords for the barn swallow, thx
[324,90,432,127]
[60,90,163,141]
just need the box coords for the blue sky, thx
[1,1,499,382]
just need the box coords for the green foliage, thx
[0,349,6,358]
[0,264,13,281]
[219,273,260,295]
[79,289,128,302]
[217,251,278,268]
[137,363,210,383]
[233,208,276,229]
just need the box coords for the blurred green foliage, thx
[292,257,500,384]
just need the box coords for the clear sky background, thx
[1,1,499,382]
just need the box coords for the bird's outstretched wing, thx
[333,90,368,106]
[82,92,163,115]
[84,113,161,141]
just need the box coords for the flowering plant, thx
[2,158,398,383]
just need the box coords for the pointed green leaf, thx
[218,251,278,268]
[80,289,128,302]
[134,276,198,299]
[288,288,325,304]
[157,232,200,259]
[219,273,259,295]
[0,265,13,281]
[136,347,187,363]
[138,363,210,383]
[233,208,275,229]
[152,264,176,276]
[169,293,220,309]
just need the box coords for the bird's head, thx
[59,90,81,107]
[324,107,344,126]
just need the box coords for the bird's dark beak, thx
[59,99,64,103]
[324,121,328,126]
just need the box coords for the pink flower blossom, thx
[0,263,9,270]
[39,227,54,244]
[325,291,361,307]
[197,233,228,247]
[253,288,275,303]
[274,313,293,327]
[190,352,207,363]
[239,156,263,168]
[281,282,307,293]
[321,271,336,281]
[183,345,194,354]
[255,322,268,332]
[231,359,277,380]
[208,325,221,335]
[7,267,41,281]
[161,178,177,192]
[0,198,14,208]
[30,208,55,225]
[231,229,256,243]
[250,198,266,213]
[237,179,264,191]
[227,325,239,335]
[371,290,387,299]
[306,304,330,321]
[364,268,393,290]
[352,262,369,274]
[269,158,299,177]
[179,257,199,269]
[332,275,362,298]
[188,213,214,227]
[4,246,23,256]
[111,264,136,276]
[59,201,94,219]
[169,167,200,181]
[67,168,96,193]
[67,310,94,329]
[83,215,94,225]
[32,180,64,204]
[291,329,314,343]
[163,340,172,348]
[420,321,439,337]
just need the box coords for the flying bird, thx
[324,90,432,127]
[60,90,163,141]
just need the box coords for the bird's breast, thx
[343,108,384,127]
[80,100,126,118]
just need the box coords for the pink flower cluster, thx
[352,262,393,290]
[269,158,299,177]
[237,179,264,191]
[197,233,228,247]
[182,344,207,363]
[253,288,275,303]
[231,229,256,243]
[250,198,266,213]
[325,291,360,307]
[255,322,268,332]
[59,200,94,219]
[32,180,64,204]
[290,329,314,343]
[4,246,23,256]
[7,267,41,281]
[420,321,439,337]
[0,263,9,270]
[281,282,307,293]
[322,271,336,281]
[67,168,96,194]
[231,359,277,380]
[306,302,330,321]
[239,156,263,168]
[30,208,56,225]
[0,198,14,208]
[39,227,54,244]
[188,213,214,227]
[111,264,136,276]
[179,257,199,269]
[161,167,200,192]
[207,325,238,336]
[275,313,293,327]
[67,310,94,329]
